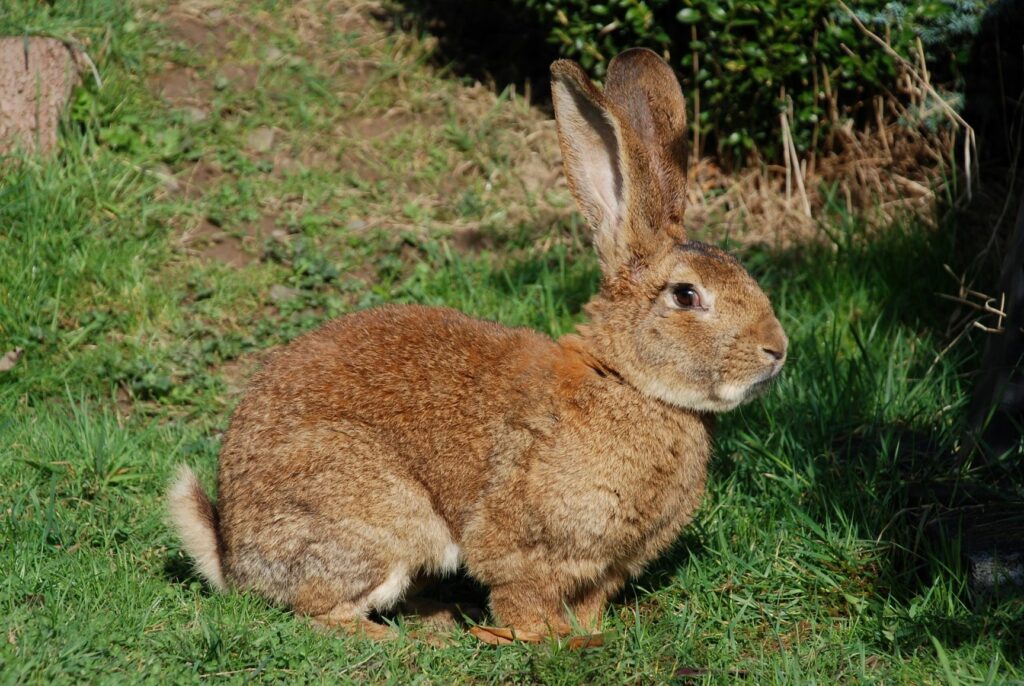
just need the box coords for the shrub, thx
[514,0,989,162]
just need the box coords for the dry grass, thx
[684,2,973,247]
[684,113,952,247]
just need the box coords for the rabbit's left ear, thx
[604,48,688,243]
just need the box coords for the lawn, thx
[1,1,1021,684]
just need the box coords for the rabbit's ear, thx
[605,48,688,243]
[550,59,632,271]
[551,54,687,278]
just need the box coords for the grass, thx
[2,1,1022,683]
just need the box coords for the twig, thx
[936,292,1007,319]
[72,43,103,90]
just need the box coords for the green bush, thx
[516,0,989,162]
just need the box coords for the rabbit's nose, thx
[757,318,788,364]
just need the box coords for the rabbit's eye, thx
[671,283,702,309]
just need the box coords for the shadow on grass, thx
[714,213,1022,656]
[164,552,207,587]
[381,0,559,105]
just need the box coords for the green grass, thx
[2,1,1022,683]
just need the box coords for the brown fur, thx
[167,49,787,639]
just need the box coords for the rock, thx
[346,218,368,231]
[246,126,275,153]
[0,347,24,372]
[0,37,81,155]
[969,551,1024,593]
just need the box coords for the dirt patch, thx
[217,351,268,397]
[165,13,238,58]
[155,11,262,111]
[339,148,386,184]
[189,212,277,267]
[299,147,335,168]
[138,2,573,250]
[335,58,381,95]
[334,2,381,35]
[148,64,212,108]
[116,386,134,418]
[449,227,494,253]
[514,148,562,196]
[0,37,80,155]
[178,159,226,199]
[270,142,384,185]
[243,213,279,238]
[181,218,257,267]
[218,62,260,90]
[201,237,252,267]
[245,126,276,154]
[340,111,418,141]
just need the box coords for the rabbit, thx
[167,47,787,643]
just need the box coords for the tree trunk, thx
[967,189,1024,460]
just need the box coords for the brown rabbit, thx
[168,48,787,643]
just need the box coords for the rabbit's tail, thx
[167,464,227,592]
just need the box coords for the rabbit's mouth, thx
[718,366,783,407]
[743,362,786,397]
[745,375,777,397]
[636,363,783,413]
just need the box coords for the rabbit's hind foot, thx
[295,567,413,642]
[308,605,396,641]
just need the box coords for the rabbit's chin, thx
[639,373,779,413]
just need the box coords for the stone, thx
[969,551,1024,593]
[246,126,275,153]
[930,504,1024,600]
[0,37,80,155]
[0,347,24,372]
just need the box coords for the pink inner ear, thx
[583,142,622,229]
[552,79,624,238]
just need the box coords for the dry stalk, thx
[779,108,812,217]
[836,0,978,199]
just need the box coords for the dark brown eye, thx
[671,283,702,309]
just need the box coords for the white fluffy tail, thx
[167,465,227,592]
